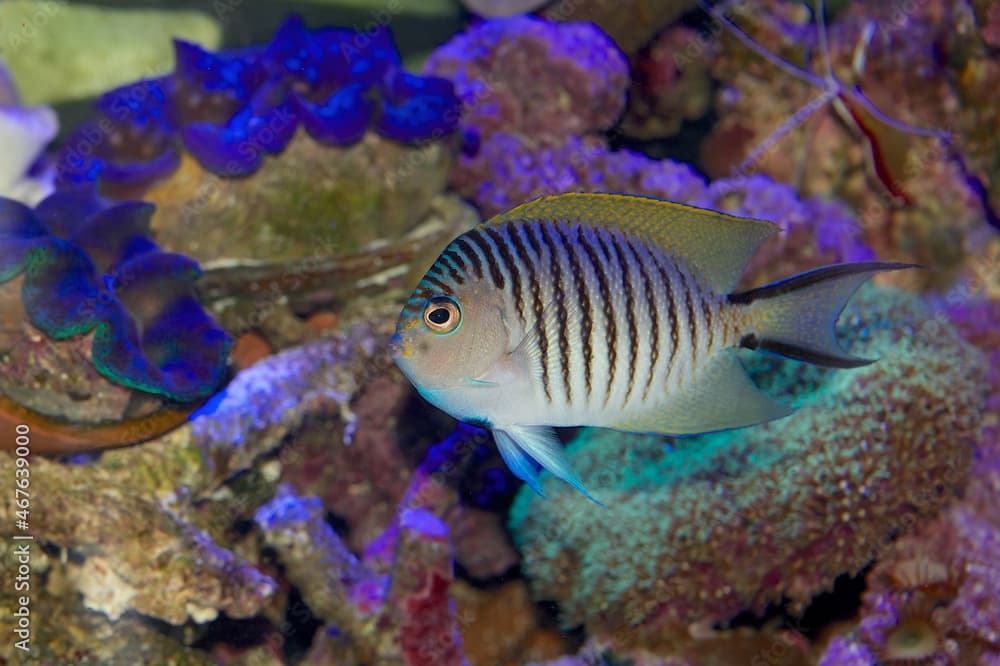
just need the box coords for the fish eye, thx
[423,296,461,334]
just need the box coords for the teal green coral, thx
[509,285,988,636]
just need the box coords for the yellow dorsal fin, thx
[487,192,779,293]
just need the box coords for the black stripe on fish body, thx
[504,223,534,324]
[454,237,484,280]
[630,239,660,403]
[541,222,573,405]
[521,221,552,403]
[676,264,698,374]
[593,228,620,408]
[700,286,716,353]
[437,250,466,285]
[465,228,505,290]
[615,233,641,408]
[568,224,595,399]
[651,252,680,389]
[484,225,524,324]
[423,273,455,296]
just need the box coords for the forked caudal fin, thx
[730,262,918,368]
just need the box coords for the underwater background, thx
[0,0,997,664]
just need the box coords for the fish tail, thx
[728,262,917,368]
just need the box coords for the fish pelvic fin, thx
[730,261,918,368]
[493,425,603,506]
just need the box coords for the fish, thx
[389,192,913,503]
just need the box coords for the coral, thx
[142,132,454,264]
[0,541,216,664]
[0,316,409,655]
[424,16,630,216]
[441,127,872,281]
[56,14,460,193]
[0,191,230,404]
[189,193,478,355]
[509,286,988,638]
[0,1,221,105]
[256,484,467,666]
[425,15,628,144]
[453,579,569,665]
[701,174,875,287]
[699,0,995,285]
[528,629,813,666]
[620,26,713,141]
[542,0,696,54]
[0,58,57,205]
[816,296,1000,664]
[424,11,873,282]
[0,437,277,627]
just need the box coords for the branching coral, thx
[56,14,460,193]
[509,286,987,641]
[0,191,229,404]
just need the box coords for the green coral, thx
[509,285,988,638]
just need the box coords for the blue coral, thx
[0,191,230,401]
[56,15,461,190]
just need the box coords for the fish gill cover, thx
[56,14,461,191]
[0,190,229,401]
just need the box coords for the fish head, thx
[390,276,515,418]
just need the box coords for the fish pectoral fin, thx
[493,425,603,506]
[613,350,794,435]
[464,377,499,386]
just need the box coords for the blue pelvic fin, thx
[493,425,603,506]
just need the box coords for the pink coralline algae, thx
[424,16,630,216]
[424,15,628,144]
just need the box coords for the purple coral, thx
[56,15,460,192]
[255,484,467,665]
[0,191,230,401]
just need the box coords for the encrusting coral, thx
[510,285,988,643]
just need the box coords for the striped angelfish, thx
[389,193,911,503]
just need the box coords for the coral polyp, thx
[56,15,461,193]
